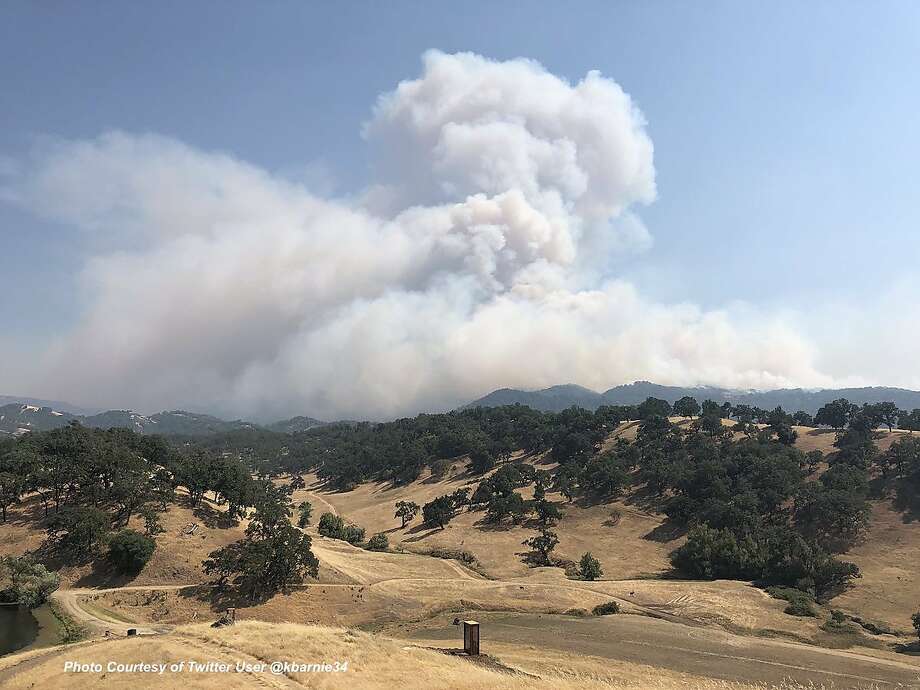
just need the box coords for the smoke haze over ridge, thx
[0,51,863,420]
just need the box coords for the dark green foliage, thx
[522,528,558,565]
[297,501,313,527]
[912,612,920,640]
[316,511,364,542]
[422,495,455,529]
[317,512,346,538]
[394,500,420,527]
[46,506,111,559]
[795,463,870,552]
[592,601,620,615]
[289,474,306,491]
[899,409,920,433]
[637,397,672,419]
[671,526,860,600]
[107,529,156,574]
[581,452,629,498]
[0,555,60,608]
[673,396,700,418]
[203,491,319,601]
[793,411,814,427]
[767,586,817,617]
[469,447,495,474]
[366,533,388,551]
[814,399,854,429]
[579,552,603,581]
[485,491,526,524]
[342,524,366,544]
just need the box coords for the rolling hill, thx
[465,380,920,415]
[0,403,324,437]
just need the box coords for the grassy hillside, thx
[0,621,842,689]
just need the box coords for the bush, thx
[767,586,817,617]
[107,529,156,574]
[297,501,313,528]
[317,512,364,544]
[342,524,366,545]
[579,552,603,581]
[592,601,620,616]
[913,612,920,640]
[366,533,388,551]
[317,512,346,539]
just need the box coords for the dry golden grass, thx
[0,621,841,689]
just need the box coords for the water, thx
[0,604,39,656]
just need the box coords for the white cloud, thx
[1,51,834,420]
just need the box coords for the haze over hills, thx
[0,402,325,437]
[6,379,920,437]
[465,380,920,415]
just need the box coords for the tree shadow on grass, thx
[642,520,687,543]
[73,559,139,589]
[894,640,920,656]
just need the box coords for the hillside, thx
[0,403,325,437]
[3,418,920,688]
[465,381,920,415]
[3,620,873,690]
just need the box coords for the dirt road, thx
[402,612,920,689]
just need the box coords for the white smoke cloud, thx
[1,51,834,420]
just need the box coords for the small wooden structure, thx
[462,620,480,656]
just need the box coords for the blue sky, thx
[2,2,920,417]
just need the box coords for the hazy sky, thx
[2,2,920,419]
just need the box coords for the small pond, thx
[0,603,39,655]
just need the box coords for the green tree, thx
[912,612,920,640]
[203,495,319,601]
[522,528,558,565]
[0,556,60,608]
[793,411,814,427]
[486,492,526,524]
[637,397,672,419]
[366,533,389,551]
[422,495,454,529]
[107,529,156,574]
[579,552,603,581]
[673,396,700,418]
[317,512,346,539]
[814,399,853,430]
[46,506,110,559]
[394,500,420,528]
[297,501,313,528]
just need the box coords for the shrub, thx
[767,586,817,617]
[592,601,620,616]
[317,512,364,544]
[297,501,313,528]
[342,524,366,545]
[366,533,388,551]
[579,552,603,581]
[107,529,156,574]
[317,512,346,539]
[913,611,920,640]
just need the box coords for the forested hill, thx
[465,381,920,415]
[0,403,325,437]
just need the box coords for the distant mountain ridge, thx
[0,401,325,437]
[464,381,920,415]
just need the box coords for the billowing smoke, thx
[1,51,834,420]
